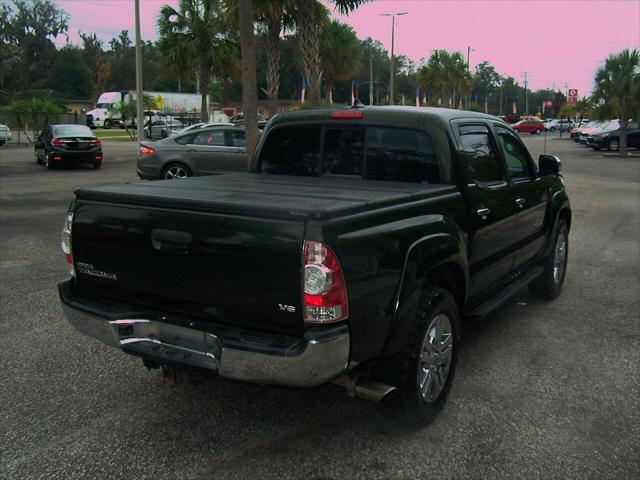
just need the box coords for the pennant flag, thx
[301,77,306,103]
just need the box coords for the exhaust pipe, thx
[333,375,396,403]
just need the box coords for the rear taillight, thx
[61,210,74,277]
[52,138,64,146]
[330,110,364,119]
[140,145,155,155]
[90,138,102,146]
[302,240,348,323]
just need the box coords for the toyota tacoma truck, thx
[59,107,571,426]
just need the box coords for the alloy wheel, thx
[609,139,619,151]
[417,314,453,403]
[164,165,189,179]
[553,230,568,284]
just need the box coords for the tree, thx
[158,0,238,122]
[296,0,368,107]
[319,20,361,103]
[418,50,471,108]
[592,48,640,155]
[355,37,389,104]
[237,0,258,163]
[0,0,69,92]
[79,32,111,102]
[48,46,90,98]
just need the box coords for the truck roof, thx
[271,106,502,130]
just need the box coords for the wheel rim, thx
[553,230,568,284]
[164,166,188,179]
[44,154,49,167]
[417,313,453,403]
[609,140,619,151]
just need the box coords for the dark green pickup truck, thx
[59,106,571,426]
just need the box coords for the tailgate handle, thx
[151,229,192,255]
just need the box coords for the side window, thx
[495,126,532,179]
[174,133,196,145]
[323,128,365,176]
[230,130,246,147]
[193,130,225,146]
[458,124,502,184]
[256,125,321,176]
[365,127,440,183]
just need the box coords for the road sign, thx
[567,88,578,104]
[155,95,164,109]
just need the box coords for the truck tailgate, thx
[72,201,306,336]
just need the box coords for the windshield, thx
[53,125,94,137]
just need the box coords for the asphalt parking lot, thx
[1,134,638,479]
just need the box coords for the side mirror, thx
[538,155,562,177]
[539,154,561,176]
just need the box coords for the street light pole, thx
[134,0,144,143]
[381,12,407,105]
[369,49,373,105]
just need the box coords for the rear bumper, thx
[58,280,349,387]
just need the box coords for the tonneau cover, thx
[76,173,457,220]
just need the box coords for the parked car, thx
[35,124,102,169]
[60,106,571,426]
[544,119,574,132]
[570,119,591,140]
[137,125,248,179]
[511,119,544,134]
[143,119,184,140]
[577,121,616,144]
[0,123,12,145]
[587,122,640,151]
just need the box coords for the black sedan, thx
[35,125,103,169]
[587,122,640,151]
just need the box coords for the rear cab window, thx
[255,124,441,183]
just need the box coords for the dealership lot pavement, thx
[1,135,638,479]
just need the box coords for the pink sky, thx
[54,0,639,96]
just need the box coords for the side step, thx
[463,266,544,320]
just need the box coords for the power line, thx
[521,72,531,115]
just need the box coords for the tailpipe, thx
[333,375,396,403]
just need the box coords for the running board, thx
[463,266,544,320]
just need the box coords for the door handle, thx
[516,197,526,207]
[477,207,491,216]
[151,229,192,255]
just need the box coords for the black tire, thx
[160,130,167,139]
[35,150,42,164]
[608,139,619,152]
[513,128,519,134]
[550,127,556,132]
[535,128,541,134]
[0,140,6,146]
[379,288,460,428]
[529,219,568,300]
[162,163,191,180]
[93,160,102,169]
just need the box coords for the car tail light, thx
[140,145,155,155]
[95,155,102,161]
[52,138,64,146]
[330,110,363,119]
[302,240,348,323]
[61,210,74,277]
[90,138,102,146]
[53,155,62,161]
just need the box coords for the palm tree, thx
[418,50,471,108]
[592,48,639,155]
[237,0,258,164]
[319,20,361,103]
[296,0,369,107]
[157,0,238,122]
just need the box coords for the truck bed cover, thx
[76,173,458,220]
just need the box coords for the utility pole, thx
[381,12,407,105]
[521,71,531,115]
[369,49,373,105]
[466,46,474,109]
[134,0,144,143]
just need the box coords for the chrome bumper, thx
[59,283,349,388]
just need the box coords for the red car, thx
[511,119,544,135]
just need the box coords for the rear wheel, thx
[160,130,167,138]
[93,160,102,169]
[608,139,619,151]
[103,120,112,130]
[550,127,556,132]
[44,153,55,170]
[535,128,541,134]
[379,288,459,427]
[513,128,519,134]
[529,219,568,300]
[162,163,191,180]
[35,150,42,164]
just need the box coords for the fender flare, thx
[382,224,469,356]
